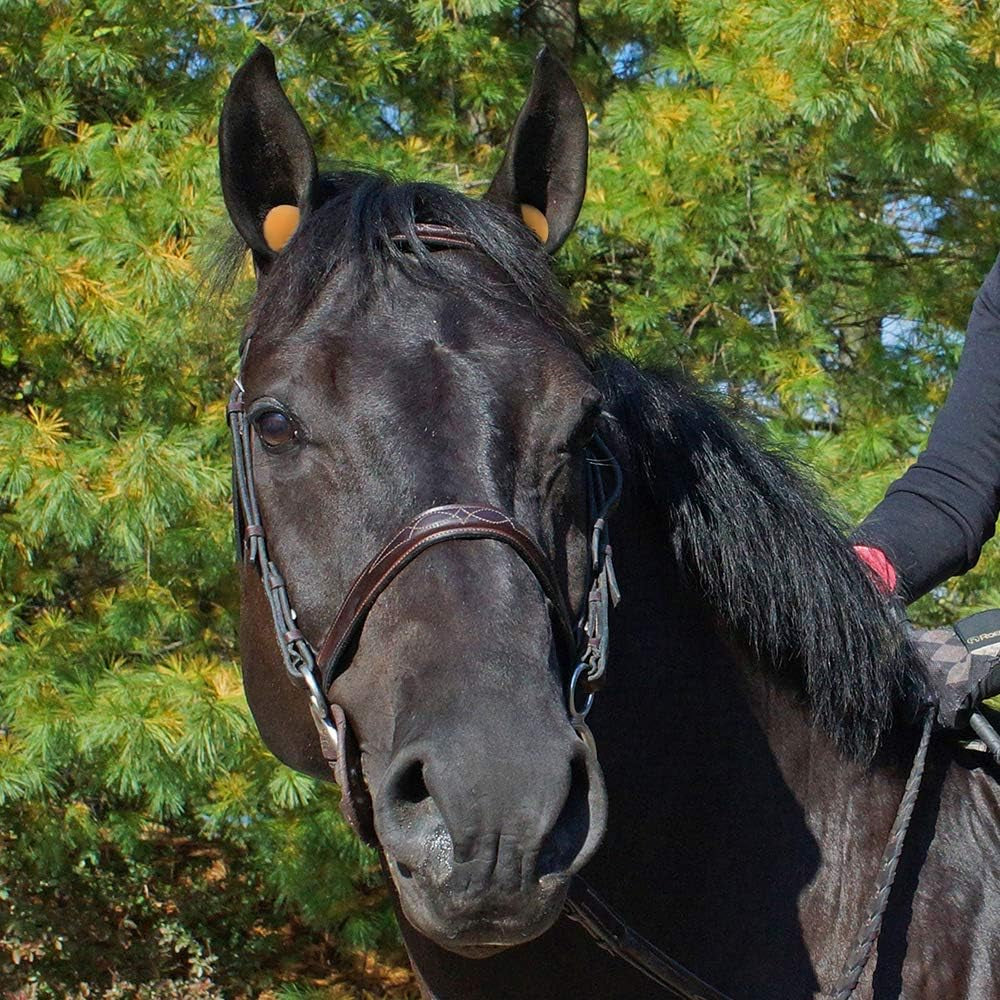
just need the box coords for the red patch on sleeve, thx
[853,545,897,594]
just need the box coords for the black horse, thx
[218,47,1000,999]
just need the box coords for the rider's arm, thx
[853,253,1000,602]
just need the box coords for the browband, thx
[390,223,476,252]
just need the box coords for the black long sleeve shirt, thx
[854,254,1000,602]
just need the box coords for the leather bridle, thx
[227,225,622,829]
[227,222,930,1000]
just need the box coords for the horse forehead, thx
[257,301,553,388]
[245,266,586,409]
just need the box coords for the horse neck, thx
[585,487,917,995]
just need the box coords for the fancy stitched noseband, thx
[314,504,580,692]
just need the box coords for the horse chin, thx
[390,865,570,957]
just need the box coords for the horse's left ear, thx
[484,49,588,253]
[219,45,318,270]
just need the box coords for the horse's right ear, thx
[219,45,318,270]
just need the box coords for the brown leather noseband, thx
[315,504,579,691]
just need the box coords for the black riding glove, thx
[908,609,1000,730]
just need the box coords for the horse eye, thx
[254,410,296,449]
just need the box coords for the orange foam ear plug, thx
[520,203,549,244]
[262,204,301,252]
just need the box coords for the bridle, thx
[227,222,932,1000]
[227,225,623,824]
[230,368,622,757]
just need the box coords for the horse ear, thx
[219,45,318,269]
[484,48,588,253]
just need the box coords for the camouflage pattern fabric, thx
[911,609,1000,730]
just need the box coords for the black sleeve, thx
[853,253,1000,602]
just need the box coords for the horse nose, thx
[376,750,441,868]
[534,749,597,881]
[375,736,604,887]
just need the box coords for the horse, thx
[218,45,1000,999]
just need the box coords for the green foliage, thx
[2,0,999,993]
[570,0,1000,623]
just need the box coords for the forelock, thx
[246,170,583,353]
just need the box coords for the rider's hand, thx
[909,610,1000,730]
[851,545,1000,728]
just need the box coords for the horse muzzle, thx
[371,727,608,953]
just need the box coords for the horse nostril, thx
[396,759,431,805]
[535,752,591,881]
[375,752,455,873]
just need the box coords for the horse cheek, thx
[239,560,331,780]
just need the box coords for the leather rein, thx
[227,222,932,1000]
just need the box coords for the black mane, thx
[597,356,929,760]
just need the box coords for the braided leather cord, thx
[828,711,934,1000]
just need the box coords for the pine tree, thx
[2,0,998,994]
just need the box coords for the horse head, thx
[219,46,608,956]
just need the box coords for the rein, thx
[228,221,933,1000]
